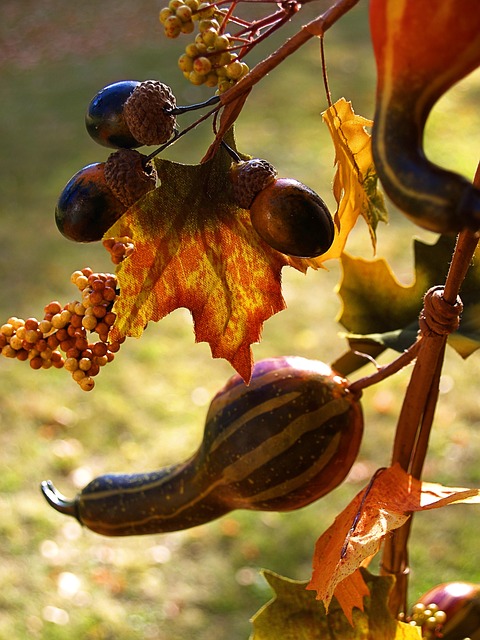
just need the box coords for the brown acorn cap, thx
[104,149,157,208]
[230,159,277,209]
[123,80,177,146]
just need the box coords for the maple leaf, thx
[337,236,480,372]
[106,134,307,381]
[307,464,480,619]
[313,97,388,266]
[250,568,421,639]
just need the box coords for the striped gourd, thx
[41,356,363,536]
[370,0,480,234]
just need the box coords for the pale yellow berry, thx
[159,7,173,23]
[75,275,89,291]
[64,357,79,372]
[9,336,23,350]
[180,21,195,34]
[200,28,217,47]
[1,323,14,337]
[213,34,230,51]
[240,62,250,77]
[193,56,212,75]
[38,320,52,334]
[169,0,184,10]
[197,2,216,18]
[2,345,16,358]
[198,18,219,32]
[176,5,192,21]
[226,60,244,79]
[164,15,182,37]
[185,0,199,9]
[16,326,26,340]
[204,72,219,87]
[79,358,92,371]
[189,70,206,85]
[8,317,24,329]
[178,53,194,72]
[70,270,84,285]
[25,329,40,343]
[72,369,86,382]
[217,78,234,93]
[185,43,201,57]
[82,315,98,331]
[79,377,95,392]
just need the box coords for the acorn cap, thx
[230,159,277,209]
[123,80,177,146]
[104,149,157,208]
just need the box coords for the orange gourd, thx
[370,0,480,233]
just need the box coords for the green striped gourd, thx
[41,356,363,536]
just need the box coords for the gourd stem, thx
[40,480,79,519]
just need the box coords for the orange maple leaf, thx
[106,139,306,381]
[307,464,480,619]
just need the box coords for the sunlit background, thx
[1,1,480,638]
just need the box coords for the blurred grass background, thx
[0,1,480,638]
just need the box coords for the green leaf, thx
[337,235,480,363]
[249,569,421,640]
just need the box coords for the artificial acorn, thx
[55,150,156,242]
[55,163,127,242]
[41,356,363,536]
[231,159,334,258]
[85,80,177,149]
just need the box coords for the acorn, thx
[55,150,156,243]
[231,159,335,258]
[85,80,177,149]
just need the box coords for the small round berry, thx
[159,7,173,23]
[193,56,212,75]
[85,80,141,149]
[176,5,193,22]
[163,14,182,37]
[55,163,127,243]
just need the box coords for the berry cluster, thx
[159,0,252,93]
[0,269,124,391]
[406,602,447,638]
[103,236,136,265]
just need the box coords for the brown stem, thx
[219,0,359,106]
[347,340,420,396]
[381,163,480,617]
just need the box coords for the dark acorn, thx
[55,163,127,243]
[85,80,141,149]
[250,178,335,258]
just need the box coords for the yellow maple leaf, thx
[312,98,387,266]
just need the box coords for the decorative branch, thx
[381,162,480,618]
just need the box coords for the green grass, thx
[1,1,480,638]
